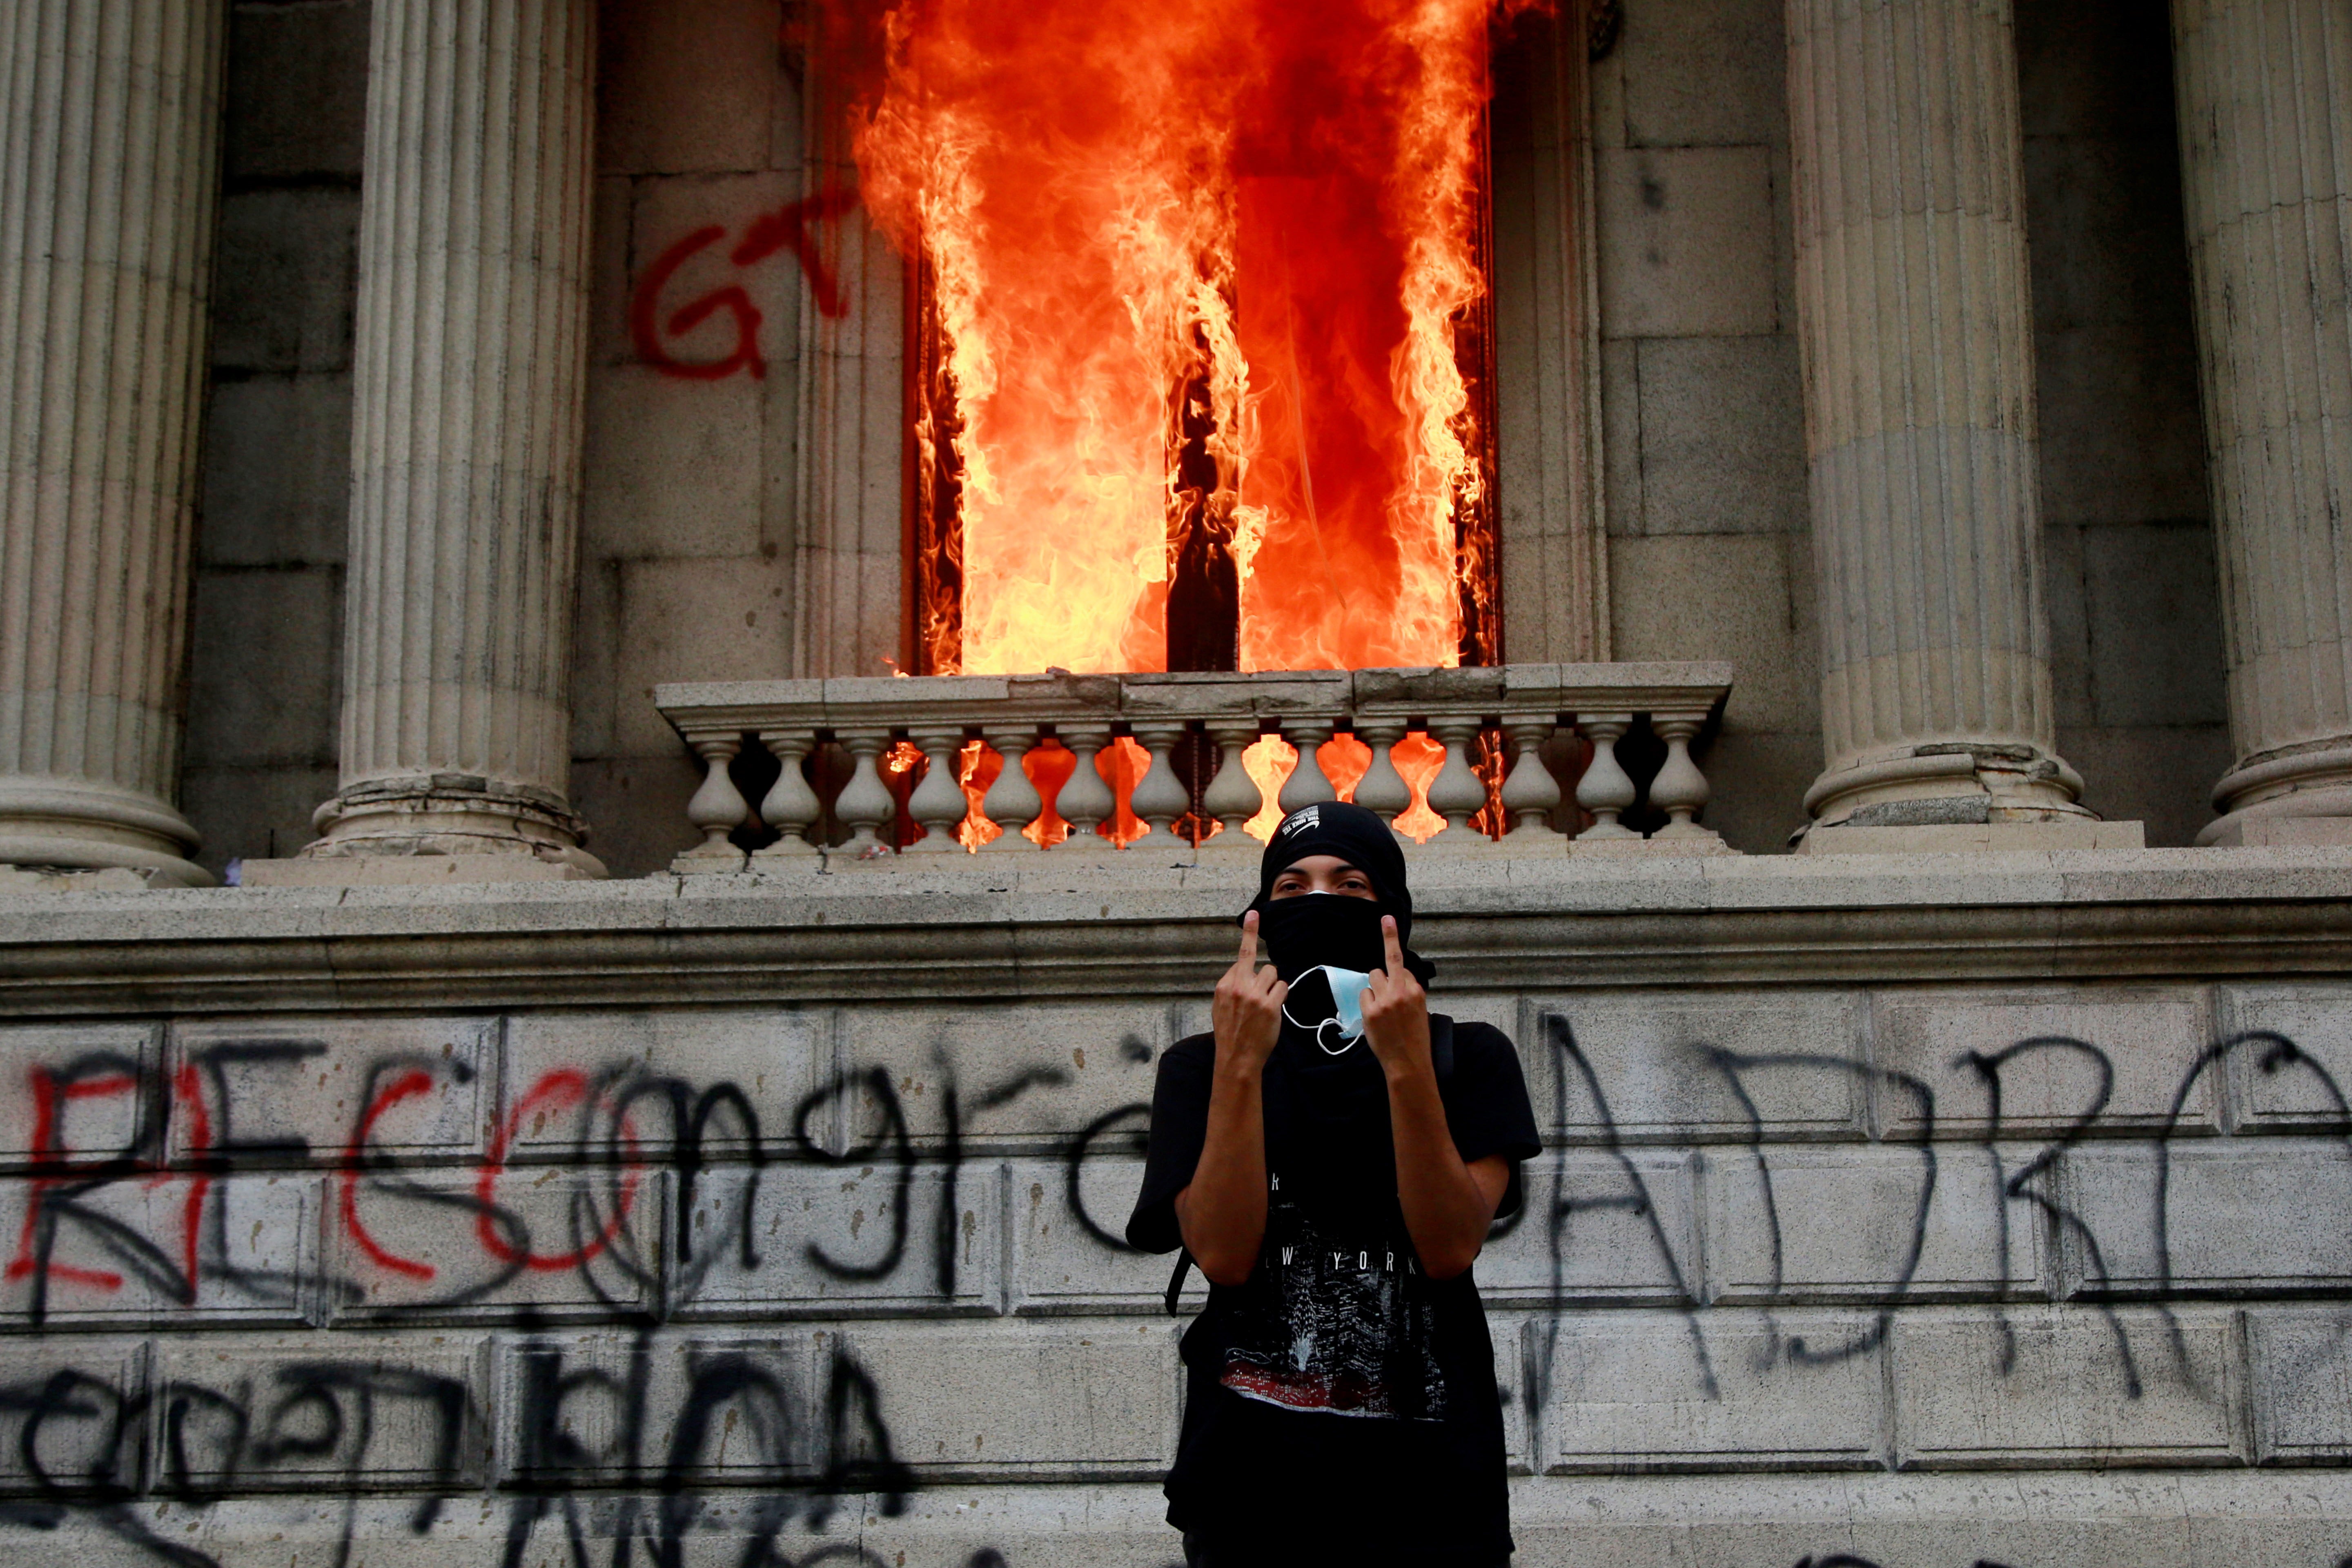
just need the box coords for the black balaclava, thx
[1242,800,1436,987]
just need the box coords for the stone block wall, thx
[7,862,2352,1565]
[182,0,368,867]
[2017,2,2231,848]
[1589,0,1821,855]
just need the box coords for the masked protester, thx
[1127,802,1540,1568]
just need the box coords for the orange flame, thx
[839,0,1504,677]
[951,737,1155,849]
[1241,731,1448,842]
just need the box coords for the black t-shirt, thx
[1125,1016,1541,1565]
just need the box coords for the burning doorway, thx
[830,0,1515,679]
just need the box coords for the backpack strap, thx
[1431,1012,1456,1082]
[1164,1248,1194,1314]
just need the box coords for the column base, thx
[2198,742,2352,847]
[0,775,212,887]
[266,772,608,881]
[1804,742,2094,831]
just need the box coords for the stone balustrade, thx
[654,663,1733,867]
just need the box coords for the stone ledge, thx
[0,849,2348,1013]
[1800,820,2149,855]
[239,854,602,887]
[5,1472,2351,1568]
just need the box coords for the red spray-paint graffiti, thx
[7,1065,138,1292]
[474,1067,644,1273]
[631,190,859,380]
[342,1068,440,1281]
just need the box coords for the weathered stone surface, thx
[1479,1150,1699,1307]
[1869,988,2218,1138]
[1706,1145,2042,1305]
[1533,1308,1885,1471]
[1619,0,1784,149]
[1518,992,1866,1144]
[0,1337,145,1495]
[306,0,599,867]
[0,0,224,886]
[492,1330,818,1486]
[501,1007,828,1159]
[326,1172,665,1324]
[156,1334,492,1492]
[168,1016,497,1165]
[1891,1307,2242,1469]
[0,864,2350,1556]
[831,1002,1173,1155]
[0,1023,159,1166]
[1595,146,1779,339]
[2058,1139,2352,1297]
[223,0,367,182]
[584,364,769,562]
[209,187,360,382]
[1008,1156,1194,1316]
[2247,1306,2352,1463]
[671,1163,999,1319]
[2214,982,2352,1133]
[10,853,2352,1012]
[1786,0,2094,836]
[2172,0,2352,843]
[596,0,783,176]
[1633,334,1807,538]
[825,1323,1180,1481]
[0,1172,315,1329]
[4,1471,2352,1568]
[1605,534,1811,730]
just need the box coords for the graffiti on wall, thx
[2,1011,2350,1568]
[631,192,860,382]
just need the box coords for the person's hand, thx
[1361,914,1432,1082]
[1212,910,1287,1078]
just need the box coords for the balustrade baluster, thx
[753,733,822,857]
[1128,723,1194,844]
[1276,720,1338,813]
[901,727,971,853]
[833,728,898,856]
[1351,720,1413,836]
[1054,725,1118,848]
[1499,716,1567,842]
[1649,713,1713,838]
[1200,722,1266,844]
[1425,718,1491,843]
[978,728,1046,851]
[1573,714,1640,839]
[680,735,748,862]
[658,665,1737,866]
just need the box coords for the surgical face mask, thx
[1283,964,1375,1056]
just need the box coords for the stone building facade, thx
[6,0,2352,1564]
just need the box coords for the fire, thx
[832,0,1507,678]
[1242,732,1449,841]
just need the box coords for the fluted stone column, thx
[0,0,224,887]
[298,0,602,875]
[2172,0,2352,846]
[1785,0,2106,846]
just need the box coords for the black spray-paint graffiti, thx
[0,1026,1161,1568]
[1525,1014,2352,1428]
[5,1013,2352,1568]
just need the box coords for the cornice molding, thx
[1,849,2349,1015]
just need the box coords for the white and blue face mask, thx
[1283,964,1375,1056]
